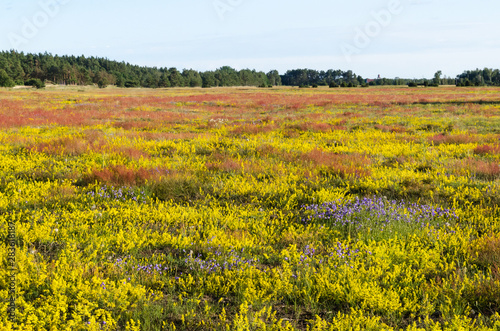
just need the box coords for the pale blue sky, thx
[1,0,499,78]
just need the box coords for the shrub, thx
[329,82,339,88]
[25,78,45,89]
[97,78,108,89]
[408,82,418,87]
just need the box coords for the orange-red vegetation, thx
[205,153,242,173]
[429,133,480,145]
[27,136,92,156]
[451,158,500,180]
[81,165,167,186]
[301,149,371,179]
[474,144,500,156]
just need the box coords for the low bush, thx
[25,78,45,89]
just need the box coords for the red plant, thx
[111,146,150,160]
[428,133,478,145]
[205,158,241,172]
[474,160,500,180]
[474,144,500,156]
[28,137,89,156]
[82,165,166,186]
[452,158,500,180]
[301,149,371,179]
[255,144,279,157]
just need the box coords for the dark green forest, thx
[0,50,499,88]
[0,51,280,88]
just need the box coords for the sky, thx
[1,0,499,79]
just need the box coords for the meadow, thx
[1,85,500,330]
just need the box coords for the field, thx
[1,85,500,330]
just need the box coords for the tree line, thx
[455,68,500,87]
[1,50,499,88]
[0,51,282,88]
[0,51,363,89]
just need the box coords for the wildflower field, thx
[1,85,500,330]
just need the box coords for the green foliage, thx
[457,68,500,86]
[0,69,15,87]
[182,69,202,87]
[281,68,361,87]
[266,70,281,86]
[24,78,45,89]
[433,70,442,86]
[201,71,215,88]
[125,80,141,88]
[158,71,171,88]
[1,50,499,90]
[114,72,126,87]
[0,51,273,89]
[97,78,108,89]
